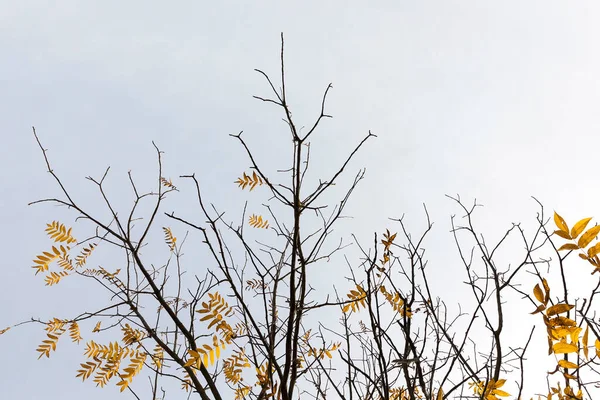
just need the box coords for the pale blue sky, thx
[3,1,600,399]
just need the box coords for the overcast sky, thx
[3,1,600,399]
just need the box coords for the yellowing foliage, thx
[32,245,69,275]
[387,386,425,400]
[150,343,164,370]
[160,177,177,190]
[377,229,396,274]
[185,335,225,368]
[255,363,279,399]
[162,227,177,250]
[69,322,82,344]
[37,332,63,358]
[235,171,264,191]
[469,379,510,399]
[249,214,269,229]
[44,270,69,286]
[77,340,147,390]
[554,212,600,273]
[121,324,145,346]
[342,284,367,313]
[116,352,147,392]
[309,343,340,359]
[197,292,235,338]
[380,285,411,318]
[223,349,251,385]
[75,243,96,267]
[32,223,101,290]
[529,212,600,392]
[45,221,77,244]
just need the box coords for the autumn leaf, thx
[553,341,578,354]
[533,284,544,303]
[530,304,546,315]
[546,304,574,317]
[578,225,600,248]
[554,212,569,234]
[583,326,589,360]
[235,171,264,191]
[571,217,593,239]
[557,359,578,369]
[588,242,600,258]
[436,389,443,400]
[558,243,579,251]
[248,214,269,229]
[542,278,550,303]
[554,230,572,240]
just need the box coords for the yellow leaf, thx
[552,327,575,340]
[248,214,269,229]
[160,177,177,190]
[235,171,264,191]
[588,242,600,258]
[533,284,544,303]
[557,359,578,369]
[546,304,574,317]
[563,372,577,380]
[554,212,569,234]
[117,379,130,392]
[578,225,600,248]
[437,389,443,400]
[558,243,579,251]
[553,341,578,354]
[554,230,572,240]
[494,379,506,388]
[583,326,589,360]
[542,278,550,303]
[547,316,576,327]
[569,326,582,345]
[530,304,546,315]
[571,217,592,239]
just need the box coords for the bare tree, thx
[7,34,600,400]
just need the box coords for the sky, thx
[3,1,600,399]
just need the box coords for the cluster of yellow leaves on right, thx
[527,211,600,400]
[553,212,600,272]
